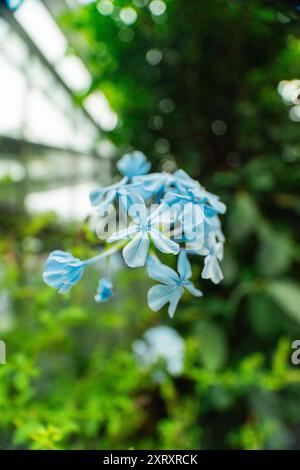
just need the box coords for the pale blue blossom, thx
[164,186,226,245]
[132,326,185,379]
[90,177,152,214]
[107,199,179,267]
[147,251,202,317]
[43,151,226,314]
[117,151,151,179]
[132,169,200,201]
[95,278,114,302]
[201,238,224,284]
[90,176,128,213]
[43,251,85,293]
[164,187,226,217]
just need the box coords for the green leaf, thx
[257,229,293,276]
[266,281,300,324]
[228,192,259,242]
[194,320,228,371]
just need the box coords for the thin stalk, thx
[83,240,126,266]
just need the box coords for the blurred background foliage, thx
[0,0,300,450]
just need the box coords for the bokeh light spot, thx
[226,151,241,168]
[159,97,175,114]
[148,115,164,130]
[149,0,166,16]
[155,138,170,154]
[211,120,227,136]
[146,49,162,66]
[120,7,137,25]
[97,0,114,15]
[160,157,177,173]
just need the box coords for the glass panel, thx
[2,30,29,67]
[0,55,26,137]
[15,0,67,63]
[25,89,74,148]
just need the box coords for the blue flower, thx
[90,176,128,214]
[172,169,201,193]
[132,169,200,202]
[201,238,224,284]
[95,278,114,302]
[163,186,226,244]
[118,181,153,207]
[147,251,202,317]
[107,199,179,268]
[90,176,154,215]
[117,151,151,179]
[132,326,184,377]
[43,251,85,293]
[164,187,226,217]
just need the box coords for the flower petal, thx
[122,231,150,267]
[96,190,117,216]
[58,268,84,293]
[177,251,192,280]
[147,260,179,285]
[43,250,85,293]
[95,278,114,302]
[132,173,167,194]
[107,225,138,242]
[128,197,148,224]
[149,203,177,225]
[117,151,151,178]
[201,255,224,284]
[150,229,179,254]
[184,281,203,297]
[147,284,182,316]
[89,188,108,206]
[167,287,183,318]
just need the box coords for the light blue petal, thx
[204,205,219,218]
[184,281,203,297]
[201,255,223,284]
[180,203,204,243]
[197,189,226,214]
[43,270,64,288]
[43,251,84,293]
[90,177,128,207]
[58,268,84,293]
[185,242,209,256]
[45,250,75,264]
[150,229,179,254]
[148,203,177,225]
[96,190,117,216]
[147,260,179,285]
[89,187,109,206]
[118,184,152,208]
[128,196,148,224]
[177,251,192,280]
[122,231,150,267]
[162,191,183,206]
[117,151,151,178]
[107,225,138,242]
[167,287,183,318]
[184,224,205,245]
[147,284,181,314]
[95,278,114,302]
[214,242,224,261]
[173,169,200,191]
[132,173,167,194]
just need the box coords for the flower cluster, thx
[43,151,226,317]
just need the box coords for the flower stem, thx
[83,240,126,266]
